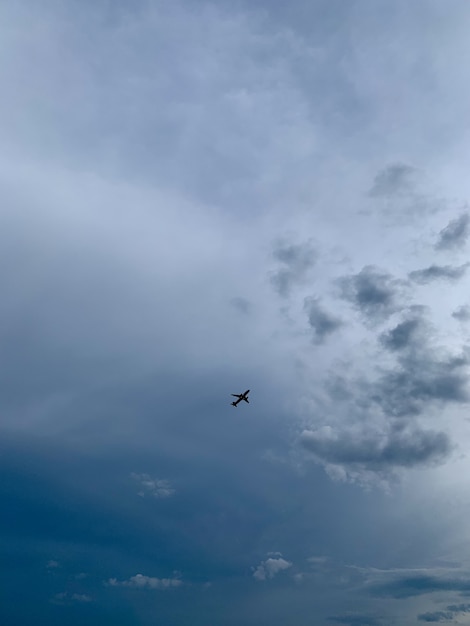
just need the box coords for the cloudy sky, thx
[3,1,470,624]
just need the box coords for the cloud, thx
[446,603,470,613]
[230,297,252,315]
[46,560,59,569]
[418,603,470,622]
[452,305,470,321]
[270,240,316,297]
[379,316,426,352]
[253,556,292,581]
[131,473,175,499]
[337,265,405,323]
[435,212,470,250]
[417,610,454,622]
[329,615,382,626]
[304,297,343,344]
[106,573,182,590]
[301,426,452,473]
[303,327,469,484]
[371,350,470,417]
[368,163,417,198]
[408,263,470,284]
[371,573,470,599]
[50,592,92,605]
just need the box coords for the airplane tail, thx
[231,402,238,407]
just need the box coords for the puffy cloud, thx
[131,473,175,499]
[253,556,292,581]
[50,592,92,604]
[107,573,182,590]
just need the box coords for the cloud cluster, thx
[107,574,182,590]
[253,556,292,581]
[301,304,469,484]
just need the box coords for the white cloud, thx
[50,592,92,605]
[107,573,182,590]
[253,556,292,581]
[46,560,59,569]
[131,473,175,498]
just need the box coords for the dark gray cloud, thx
[337,265,405,322]
[435,212,470,250]
[418,603,470,622]
[270,240,316,297]
[304,297,343,344]
[369,163,417,198]
[452,305,470,322]
[408,263,470,284]
[301,298,470,485]
[301,427,452,472]
[305,316,468,482]
[417,610,454,622]
[371,351,470,417]
[379,317,424,351]
[446,603,470,613]
[371,574,470,599]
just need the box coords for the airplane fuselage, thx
[231,390,250,407]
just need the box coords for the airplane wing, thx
[231,394,241,397]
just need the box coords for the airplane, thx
[231,389,250,407]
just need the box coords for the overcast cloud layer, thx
[3,1,470,625]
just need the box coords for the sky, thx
[3,1,470,624]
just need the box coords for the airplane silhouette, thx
[231,389,250,407]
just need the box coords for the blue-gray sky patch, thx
[3,2,470,625]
